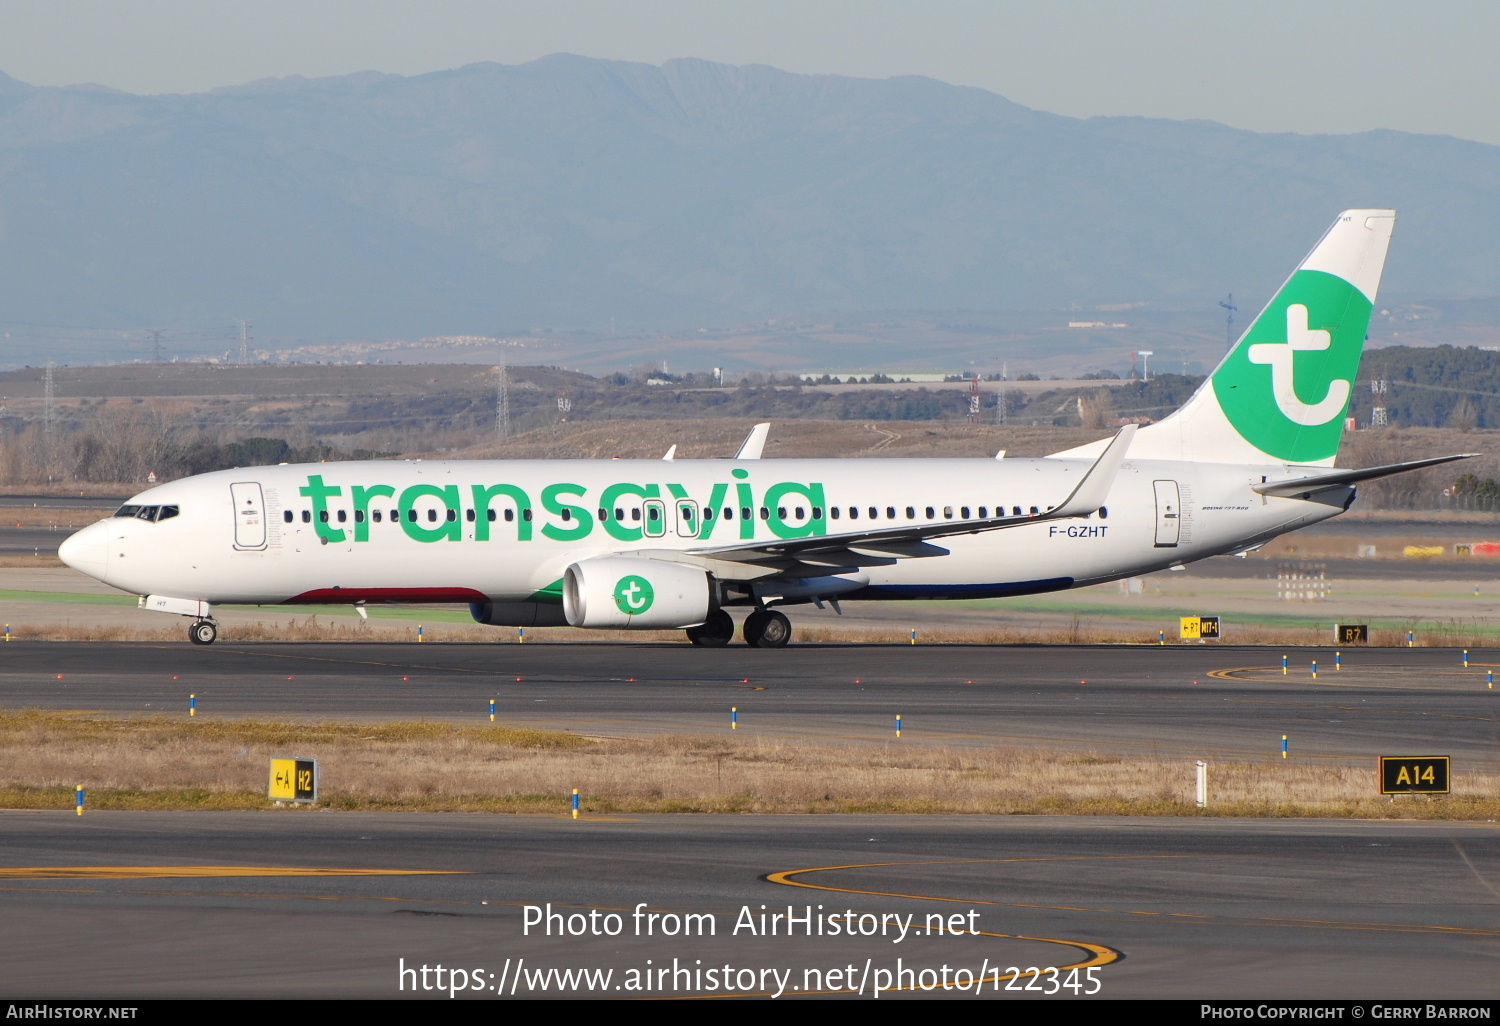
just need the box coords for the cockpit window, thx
[113,504,180,523]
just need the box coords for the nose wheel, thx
[188,620,218,646]
[743,609,792,648]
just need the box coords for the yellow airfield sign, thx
[1179,616,1221,640]
[269,757,318,802]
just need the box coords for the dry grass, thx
[1,710,1494,819]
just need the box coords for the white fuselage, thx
[60,456,1344,608]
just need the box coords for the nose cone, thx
[59,521,110,581]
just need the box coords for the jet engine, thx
[562,556,710,629]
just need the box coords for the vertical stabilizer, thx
[1054,210,1394,467]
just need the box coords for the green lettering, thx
[399,484,461,543]
[299,474,345,543]
[541,483,593,541]
[472,484,532,541]
[350,484,395,542]
[735,481,755,539]
[599,483,658,542]
[697,482,728,539]
[764,482,827,539]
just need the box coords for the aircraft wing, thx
[1252,453,1475,498]
[652,425,1135,575]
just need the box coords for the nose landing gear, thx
[188,620,218,646]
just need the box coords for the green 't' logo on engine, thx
[613,575,655,614]
[1211,269,1372,463]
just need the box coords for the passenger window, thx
[283,510,293,523]
[319,510,329,523]
[960,506,970,518]
[760,507,770,521]
[523,509,533,522]
[977,506,986,518]
[944,506,954,519]
[502,509,511,522]
[741,507,752,520]
[680,506,693,521]
[632,508,641,522]
[648,507,660,522]
[723,507,734,520]
[446,509,457,522]
[830,507,839,520]
[336,510,347,523]
[390,509,398,521]
[704,507,715,520]
[1012,506,1022,516]
[1099,506,1109,519]
[301,510,311,523]
[561,509,572,522]
[849,507,858,519]
[426,509,437,523]
[777,506,787,519]
[1030,506,1039,515]
[794,507,804,519]
[488,509,498,522]
[925,506,935,519]
[355,510,366,523]
[905,507,915,520]
[614,507,625,521]
[466,509,476,523]
[373,510,383,523]
[886,507,896,519]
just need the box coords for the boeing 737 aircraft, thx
[59,209,1468,647]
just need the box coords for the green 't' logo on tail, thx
[1211,269,1372,463]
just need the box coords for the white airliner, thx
[60,210,1466,647]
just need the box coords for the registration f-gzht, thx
[61,210,1469,648]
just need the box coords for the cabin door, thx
[230,482,267,550]
[1153,480,1181,548]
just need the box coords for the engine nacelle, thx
[563,557,710,629]
[469,601,570,628]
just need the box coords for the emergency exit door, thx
[1153,480,1181,548]
[230,482,267,550]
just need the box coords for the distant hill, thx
[1,55,1499,362]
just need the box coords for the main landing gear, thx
[684,609,794,647]
[188,619,218,646]
[686,609,735,647]
[743,609,792,648]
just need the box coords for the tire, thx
[686,609,735,647]
[188,620,218,646]
[745,609,792,648]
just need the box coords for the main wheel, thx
[188,620,218,646]
[686,609,735,647]
[744,609,792,648]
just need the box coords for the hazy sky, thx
[3,0,1498,145]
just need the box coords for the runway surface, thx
[2,642,1498,999]
[3,641,1499,761]
[0,812,1494,999]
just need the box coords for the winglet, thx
[1050,424,1135,517]
[735,423,771,460]
[662,444,677,461]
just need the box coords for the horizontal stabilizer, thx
[1253,453,1475,498]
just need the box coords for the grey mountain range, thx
[1,54,1497,360]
